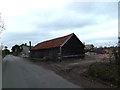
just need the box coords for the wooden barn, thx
[30,33,85,60]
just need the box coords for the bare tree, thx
[0,13,5,34]
[0,13,5,60]
[0,13,6,47]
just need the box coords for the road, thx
[2,55,80,88]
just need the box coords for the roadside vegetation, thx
[11,44,23,56]
[88,47,120,87]
[24,56,59,62]
[24,57,47,62]
[2,46,10,58]
[88,62,120,87]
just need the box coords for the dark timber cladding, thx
[30,33,85,60]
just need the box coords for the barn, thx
[30,33,85,60]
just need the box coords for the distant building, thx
[20,43,33,57]
[102,47,119,54]
[85,44,94,52]
[94,47,103,54]
[30,33,85,60]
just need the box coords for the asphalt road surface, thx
[2,55,80,88]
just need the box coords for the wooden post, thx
[60,47,62,62]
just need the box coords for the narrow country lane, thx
[2,55,81,88]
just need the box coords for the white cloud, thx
[0,1,118,49]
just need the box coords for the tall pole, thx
[29,41,31,50]
[0,13,2,62]
[118,2,120,66]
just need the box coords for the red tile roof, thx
[31,33,73,50]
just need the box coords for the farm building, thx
[19,43,33,57]
[102,47,119,54]
[30,33,85,60]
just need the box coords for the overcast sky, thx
[0,0,119,50]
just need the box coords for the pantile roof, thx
[31,33,73,50]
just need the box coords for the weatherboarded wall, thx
[61,34,85,58]
[30,47,59,59]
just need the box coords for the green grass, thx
[24,57,59,63]
[88,62,120,87]
[24,57,47,62]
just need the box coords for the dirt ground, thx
[29,54,117,88]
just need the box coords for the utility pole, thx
[118,32,120,47]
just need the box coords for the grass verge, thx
[23,57,47,62]
[88,62,120,87]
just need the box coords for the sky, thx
[0,0,119,50]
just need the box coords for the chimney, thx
[25,43,27,46]
[29,41,31,50]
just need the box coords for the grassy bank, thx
[24,57,47,62]
[23,56,59,62]
[88,62,120,87]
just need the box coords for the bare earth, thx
[30,54,117,88]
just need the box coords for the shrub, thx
[2,49,10,58]
[113,48,120,65]
[88,62,120,87]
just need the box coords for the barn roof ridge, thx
[31,33,74,50]
[38,33,73,44]
[60,33,74,47]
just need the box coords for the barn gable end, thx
[60,33,85,58]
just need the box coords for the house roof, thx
[31,33,73,50]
